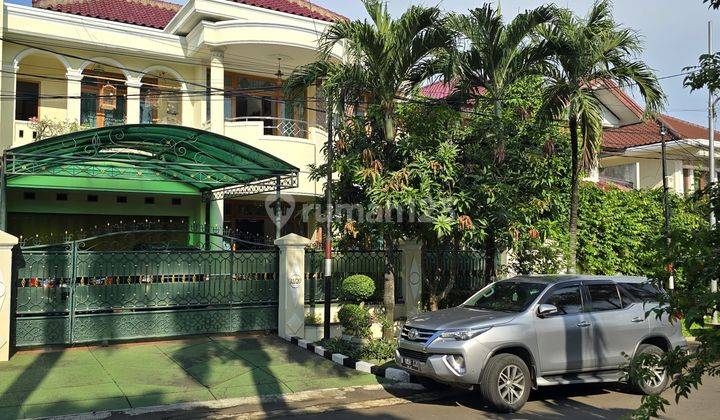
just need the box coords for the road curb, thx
[286,336,418,384]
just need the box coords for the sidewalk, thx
[0,334,388,419]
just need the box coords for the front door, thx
[534,283,594,374]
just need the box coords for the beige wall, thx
[600,155,685,193]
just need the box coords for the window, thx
[171,197,182,206]
[56,193,68,201]
[464,281,547,313]
[542,285,583,315]
[23,191,36,200]
[87,194,99,202]
[80,67,127,128]
[116,196,127,203]
[140,74,181,125]
[144,197,155,205]
[587,283,622,312]
[16,81,39,121]
[619,282,661,304]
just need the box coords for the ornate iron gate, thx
[12,230,278,347]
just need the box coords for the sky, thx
[310,0,720,127]
[7,0,720,126]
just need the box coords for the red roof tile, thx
[602,115,720,151]
[420,80,485,100]
[232,0,344,23]
[33,0,180,29]
[33,0,344,30]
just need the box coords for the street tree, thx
[540,0,665,273]
[443,4,556,281]
[285,0,451,338]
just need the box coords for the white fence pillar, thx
[0,230,18,362]
[399,239,422,318]
[275,233,310,339]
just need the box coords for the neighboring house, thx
[421,79,720,194]
[599,81,719,194]
[0,0,345,244]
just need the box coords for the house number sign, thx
[289,273,302,288]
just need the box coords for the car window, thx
[587,283,622,312]
[541,285,583,315]
[619,282,661,303]
[464,281,547,312]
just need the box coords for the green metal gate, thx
[12,230,279,347]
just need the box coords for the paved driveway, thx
[0,334,383,419]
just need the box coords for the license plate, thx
[401,357,421,370]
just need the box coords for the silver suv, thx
[396,275,686,412]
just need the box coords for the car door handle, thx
[577,321,591,327]
[631,317,645,323]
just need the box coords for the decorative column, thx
[126,75,142,124]
[66,69,83,124]
[275,233,311,339]
[208,199,224,250]
[0,230,19,362]
[209,49,225,135]
[399,239,422,318]
[0,64,17,150]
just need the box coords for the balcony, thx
[224,116,326,197]
[225,116,309,139]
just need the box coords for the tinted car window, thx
[619,282,661,303]
[587,283,622,311]
[464,281,547,312]
[542,285,583,315]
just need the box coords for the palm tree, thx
[285,0,450,338]
[540,0,665,273]
[444,4,555,282]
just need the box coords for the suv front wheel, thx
[479,353,531,412]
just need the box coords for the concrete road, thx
[275,375,720,420]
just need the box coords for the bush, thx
[320,337,397,362]
[341,274,376,303]
[304,313,322,325]
[337,303,372,338]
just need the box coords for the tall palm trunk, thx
[568,113,579,274]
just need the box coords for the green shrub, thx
[341,274,376,303]
[320,337,397,362]
[304,313,322,325]
[337,303,372,338]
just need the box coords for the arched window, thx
[140,71,182,125]
[80,64,127,128]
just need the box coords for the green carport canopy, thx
[1,124,299,200]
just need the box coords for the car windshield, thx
[463,281,547,312]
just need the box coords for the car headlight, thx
[439,327,491,341]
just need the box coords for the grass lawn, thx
[682,319,714,338]
[0,334,390,419]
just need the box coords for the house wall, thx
[600,156,685,193]
[0,2,340,203]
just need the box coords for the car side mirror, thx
[537,304,559,318]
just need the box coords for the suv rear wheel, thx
[479,353,531,412]
[629,344,669,395]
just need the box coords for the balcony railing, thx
[226,116,309,139]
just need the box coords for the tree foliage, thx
[285,0,451,339]
[628,187,718,419]
[540,0,665,273]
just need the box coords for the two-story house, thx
[0,0,345,246]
